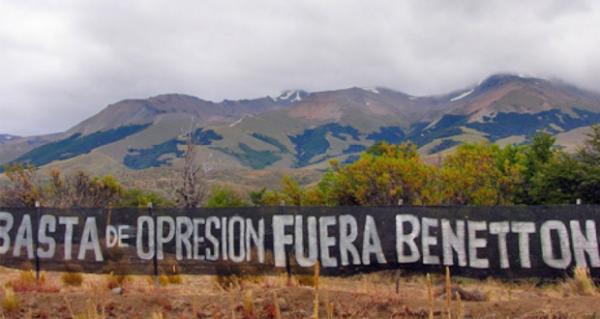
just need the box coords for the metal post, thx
[148,202,159,285]
[34,201,41,283]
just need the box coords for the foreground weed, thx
[564,266,597,296]
[242,290,255,319]
[271,292,282,319]
[455,291,463,319]
[213,274,263,290]
[7,270,57,293]
[167,273,182,284]
[150,312,164,319]
[445,267,451,319]
[105,272,130,289]
[1,288,19,313]
[75,300,105,319]
[427,273,434,319]
[62,272,84,287]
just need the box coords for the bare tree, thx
[0,164,40,207]
[44,169,122,208]
[174,132,207,208]
[0,164,122,208]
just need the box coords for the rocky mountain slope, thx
[2,74,600,181]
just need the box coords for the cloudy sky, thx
[1,0,600,135]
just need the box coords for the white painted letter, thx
[37,215,56,259]
[570,220,600,267]
[176,216,193,260]
[78,217,103,261]
[273,215,294,267]
[246,218,264,263]
[396,215,420,263]
[468,221,489,269]
[511,222,535,268]
[441,219,466,266]
[13,214,33,258]
[490,221,510,269]
[339,215,360,266]
[319,216,338,267]
[421,217,440,265]
[540,220,571,269]
[295,216,318,267]
[363,215,386,265]
[0,212,14,254]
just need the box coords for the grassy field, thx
[0,267,599,318]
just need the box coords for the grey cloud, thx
[1,0,599,135]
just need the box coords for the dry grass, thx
[150,312,164,319]
[105,272,130,289]
[18,269,39,283]
[212,273,264,290]
[72,299,105,319]
[157,274,169,286]
[1,267,600,318]
[445,267,451,319]
[427,274,433,319]
[455,291,463,319]
[5,270,59,293]
[62,272,84,286]
[271,292,282,319]
[242,290,255,318]
[563,266,597,296]
[1,288,19,313]
[295,274,316,287]
[167,274,182,284]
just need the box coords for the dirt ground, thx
[1,267,600,318]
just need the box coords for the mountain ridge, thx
[3,73,600,182]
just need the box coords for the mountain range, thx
[2,74,600,189]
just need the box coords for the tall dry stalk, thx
[326,302,334,319]
[566,266,597,296]
[1,287,19,313]
[192,295,201,317]
[325,291,334,319]
[313,261,321,319]
[242,290,255,318]
[445,267,452,319]
[150,312,164,319]
[63,297,75,318]
[426,274,434,319]
[455,291,463,319]
[272,292,282,319]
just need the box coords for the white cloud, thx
[1,0,599,135]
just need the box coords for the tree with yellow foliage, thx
[440,143,524,205]
[326,142,439,206]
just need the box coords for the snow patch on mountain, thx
[292,91,303,102]
[275,90,307,102]
[361,87,380,94]
[450,89,474,101]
